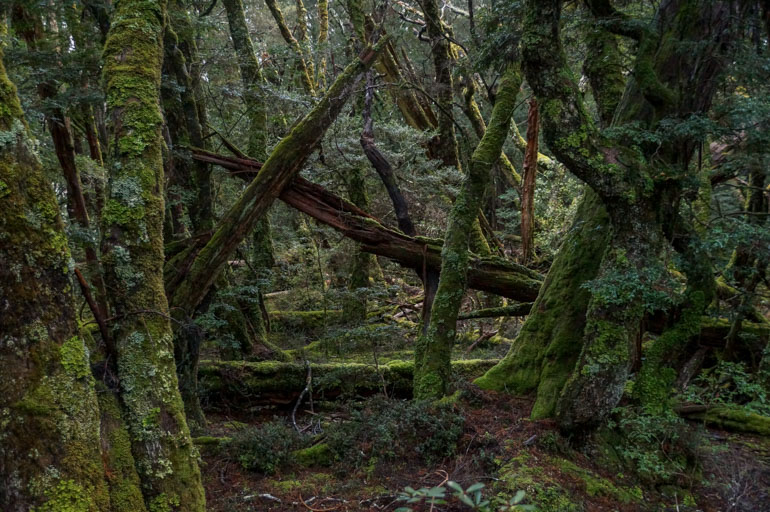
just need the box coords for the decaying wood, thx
[198,359,499,408]
[189,149,545,302]
[458,303,534,320]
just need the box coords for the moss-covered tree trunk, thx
[414,63,522,399]
[0,29,112,510]
[508,0,741,432]
[344,164,374,322]
[475,191,610,417]
[100,1,205,509]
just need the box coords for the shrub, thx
[325,396,465,470]
[227,419,303,474]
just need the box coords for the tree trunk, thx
[344,164,374,321]
[414,63,522,399]
[100,1,206,509]
[418,0,460,169]
[520,98,539,263]
[476,190,609,417]
[0,36,112,511]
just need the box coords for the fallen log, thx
[198,359,498,409]
[676,404,770,436]
[190,149,544,302]
[458,303,534,320]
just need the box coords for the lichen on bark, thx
[100,0,205,509]
[0,23,111,511]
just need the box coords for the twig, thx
[74,267,114,360]
[299,495,342,511]
[292,360,313,432]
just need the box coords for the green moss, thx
[59,336,91,380]
[476,191,610,420]
[496,452,580,512]
[552,457,642,504]
[34,480,90,512]
[96,386,147,512]
[292,443,334,467]
[269,472,333,494]
[692,406,770,436]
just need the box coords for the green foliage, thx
[582,260,677,314]
[325,396,464,469]
[228,419,303,474]
[684,361,770,416]
[396,481,533,512]
[609,407,702,483]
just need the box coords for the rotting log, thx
[676,404,770,437]
[189,148,544,302]
[458,303,534,320]
[198,359,499,409]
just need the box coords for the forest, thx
[1,0,769,510]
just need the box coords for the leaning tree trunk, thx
[414,63,522,399]
[167,38,389,421]
[0,31,111,511]
[100,1,205,510]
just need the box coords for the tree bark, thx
[414,63,523,399]
[100,1,206,509]
[520,98,539,263]
[0,34,111,511]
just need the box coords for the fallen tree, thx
[191,148,544,302]
[676,404,770,437]
[198,359,499,409]
[165,39,390,423]
[458,303,534,320]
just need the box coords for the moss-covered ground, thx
[193,294,769,511]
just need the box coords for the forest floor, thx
[196,375,770,511]
[193,303,770,511]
